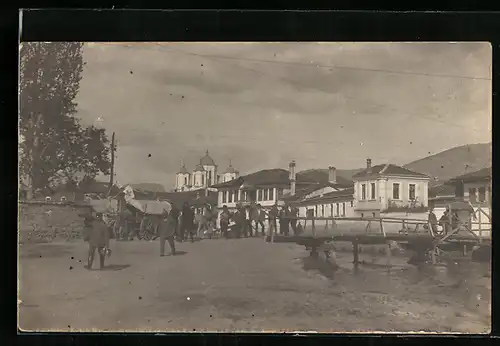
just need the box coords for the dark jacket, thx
[88,220,110,247]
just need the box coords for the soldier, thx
[267,203,279,241]
[289,204,299,235]
[219,205,232,239]
[85,212,111,270]
[159,209,177,257]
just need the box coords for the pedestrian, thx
[428,206,439,234]
[267,203,279,241]
[85,212,111,270]
[289,204,299,235]
[180,202,195,242]
[219,205,232,239]
[243,205,252,237]
[279,205,290,236]
[232,204,243,238]
[160,209,177,257]
[254,204,266,236]
[203,204,214,239]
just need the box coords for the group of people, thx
[219,202,303,239]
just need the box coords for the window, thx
[263,189,269,200]
[336,203,340,216]
[257,189,262,201]
[320,205,324,217]
[409,184,416,200]
[222,191,227,204]
[330,204,334,217]
[269,188,274,201]
[342,203,346,216]
[184,177,188,185]
[392,183,400,200]
[202,174,205,186]
[478,187,486,203]
[277,188,284,197]
[371,183,376,200]
[469,188,477,203]
[361,184,366,200]
[350,201,353,207]
[228,191,233,203]
[243,191,248,201]
[235,191,239,202]
[315,205,319,216]
[361,213,364,218]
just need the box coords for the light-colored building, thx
[446,167,491,206]
[212,161,317,211]
[174,151,239,192]
[351,159,430,217]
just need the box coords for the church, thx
[174,150,240,192]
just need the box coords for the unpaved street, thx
[18,238,491,333]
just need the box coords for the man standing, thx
[289,204,299,235]
[243,205,252,237]
[181,202,195,242]
[254,204,266,236]
[160,210,177,257]
[86,213,111,270]
[267,203,279,242]
[219,205,232,239]
[428,206,439,235]
[279,205,290,236]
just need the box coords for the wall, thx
[19,201,92,243]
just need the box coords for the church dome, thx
[225,160,239,174]
[177,164,188,174]
[200,150,216,166]
[194,163,205,172]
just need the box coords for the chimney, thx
[328,166,337,184]
[366,158,372,173]
[289,160,296,196]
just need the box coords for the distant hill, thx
[129,183,166,192]
[297,168,364,183]
[298,142,491,187]
[403,142,491,187]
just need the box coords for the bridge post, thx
[353,240,360,270]
[478,210,482,243]
[386,240,392,270]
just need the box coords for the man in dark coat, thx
[219,205,232,239]
[289,205,299,235]
[267,203,279,241]
[159,209,177,256]
[243,205,252,237]
[180,202,195,242]
[279,205,290,236]
[85,213,111,270]
[254,204,266,236]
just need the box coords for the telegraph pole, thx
[108,132,115,196]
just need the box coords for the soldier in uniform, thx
[159,209,177,257]
[85,213,111,270]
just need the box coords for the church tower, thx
[200,149,217,187]
[222,159,239,183]
[175,160,191,192]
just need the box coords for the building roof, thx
[200,150,216,166]
[296,170,354,187]
[194,163,205,172]
[352,164,429,179]
[295,187,355,206]
[212,168,317,189]
[429,184,455,198]
[446,167,491,184]
[280,181,351,202]
[177,164,189,174]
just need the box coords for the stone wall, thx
[18,201,93,243]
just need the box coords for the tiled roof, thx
[447,167,491,184]
[296,170,353,187]
[352,164,429,179]
[280,181,351,202]
[296,187,355,205]
[429,184,455,198]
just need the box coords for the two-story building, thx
[211,161,318,210]
[352,159,430,218]
[445,167,491,206]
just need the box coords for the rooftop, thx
[200,150,216,166]
[352,164,429,180]
[446,167,491,184]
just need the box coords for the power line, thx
[152,43,491,81]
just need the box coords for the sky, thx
[75,42,492,190]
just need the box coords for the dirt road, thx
[18,237,491,333]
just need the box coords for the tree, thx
[19,42,112,199]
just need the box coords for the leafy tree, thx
[19,42,112,198]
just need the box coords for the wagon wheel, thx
[139,217,153,241]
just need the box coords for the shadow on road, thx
[100,264,131,271]
[301,255,339,280]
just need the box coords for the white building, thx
[352,159,430,218]
[174,151,239,192]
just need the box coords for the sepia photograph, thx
[18,41,491,333]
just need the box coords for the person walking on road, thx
[159,209,177,257]
[85,213,111,270]
[243,205,252,237]
[180,202,195,242]
[254,204,266,236]
[279,205,290,236]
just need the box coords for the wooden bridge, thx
[265,210,491,266]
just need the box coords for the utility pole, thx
[108,132,115,196]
